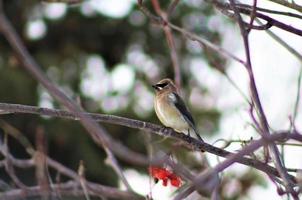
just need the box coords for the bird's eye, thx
[156,82,168,89]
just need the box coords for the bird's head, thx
[152,78,177,93]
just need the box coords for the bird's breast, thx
[154,94,189,133]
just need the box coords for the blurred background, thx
[0,0,302,199]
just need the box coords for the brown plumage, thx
[152,78,203,141]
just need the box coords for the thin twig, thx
[255,19,302,130]
[246,0,257,33]
[256,19,302,62]
[293,68,302,125]
[212,1,302,36]
[236,3,302,20]
[104,148,133,191]
[267,0,302,13]
[149,0,182,89]
[168,22,246,64]
[78,161,91,200]
[1,137,27,190]
[222,71,250,104]
[0,138,144,200]
[34,127,51,199]
[222,139,302,148]
[1,116,148,167]
[167,0,180,18]
[137,1,246,65]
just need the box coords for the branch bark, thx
[0,102,298,183]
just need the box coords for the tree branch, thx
[267,0,302,13]
[236,3,302,20]
[149,0,182,89]
[0,1,133,192]
[0,138,144,200]
[212,1,302,36]
[228,0,298,198]
[0,102,297,183]
[0,181,142,200]
[174,131,302,200]
[137,0,246,65]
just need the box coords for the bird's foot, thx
[187,129,191,137]
[160,127,172,136]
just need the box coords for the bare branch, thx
[34,127,51,199]
[0,135,27,190]
[0,181,142,200]
[266,0,302,13]
[293,69,302,125]
[78,161,91,200]
[246,0,258,33]
[0,2,132,192]
[236,3,302,20]
[212,1,302,36]
[256,19,302,62]
[149,0,182,89]
[254,19,302,128]
[174,131,302,200]
[1,0,301,198]
[0,139,144,200]
[0,102,297,182]
[104,148,133,191]
[167,0,180,18]
[228,0,298,197]
[137,0,246,65]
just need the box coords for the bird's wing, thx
[169,92,196,128]
[169,92,203,141]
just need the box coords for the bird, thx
[152,78,203,141]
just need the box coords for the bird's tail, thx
[190,127,205,152]
[191,127,204,142]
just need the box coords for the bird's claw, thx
[160,127,172,136]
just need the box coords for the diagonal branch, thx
[137,0,246,65]
[266,0,302,13]
[167,0,180,18]
[246,0,258,33]
[212,1,302,36]
[149,0,182,89]
[174,131,302,200]
[0,102,297,183]
[0,1,133,192]
[256,19,302,62]
[236,3,302,20]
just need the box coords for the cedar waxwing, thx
[152,78,203,141]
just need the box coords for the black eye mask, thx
[155,82,168,88]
